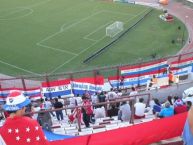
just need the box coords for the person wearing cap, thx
[0,91,49,145]
[174,99,187,114]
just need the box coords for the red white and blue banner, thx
[109,68,167,88]
[41,79,73,98]
[120,60,168,76]
[0,87,42,101]
[23,87,42,100]
[170,57,193,72]
[71,76,104,95]
[169,57,193,77]
[171,66,192,76]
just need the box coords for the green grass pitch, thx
[0,0,188,76]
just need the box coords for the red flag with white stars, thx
[0,116,49,145]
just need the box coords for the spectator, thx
[107,88,118,101]
[91,93,98,108]
[134,98,146,119]
[69,95,77,108]
[174,99,187,114]
[32,103,41,120]
[37,108,52,131]
[158,102,174,118]
[117,89,123,98]
[152,98,161,114]
[167,96,174,106]
[98,91,106,105]
[58,95,64,105]
[45,98,55,117]
[173,96,179,104]
[168,71,174,85]
[118,101,131,122]
[40,98,45,109]
[107,104,119,118]
[54,98,64,121]
[82,96,93,128]
[182,106,193,144]
[76,94,83,106]
[129,87,138,96]
[94,106,106,119]
[147,75,158,90]
[0,91,49,145]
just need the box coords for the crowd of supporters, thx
[0,85,191,131]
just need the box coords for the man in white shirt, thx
[91,93,98,107]
[107,88,118,101]
[134,98,146,119]
[94,106,106,119]
[129,87,138,96]
[45,98,55,117]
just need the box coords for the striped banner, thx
[71,76,104,95]
[120,60,168,76]
[42,79,73,98]
[0,87,42,101]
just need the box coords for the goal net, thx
[106,21,124,38]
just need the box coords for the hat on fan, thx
[174,99,184,106]
[3,91,31,111]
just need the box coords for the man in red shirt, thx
[174,99,187,114]
[0,91,49,145]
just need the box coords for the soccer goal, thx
[106,21,124,38]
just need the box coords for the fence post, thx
[116,66,120,89]
[130,98,135,124]
[45,74,51,99]
[70,73,74,95]
[21,76,27,91]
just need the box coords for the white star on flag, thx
[16,136,20,141]
[26,138,31,142]
[35,126,39,131]
[36,136,40,141]
[26,127,30,132]
[15,129,19,133]
[8,129,12,133]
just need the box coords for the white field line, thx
[83,37,97,42]
[0,59,40,75]
[37,10,105,55]
[83,21,113,41]
[0,0,51,20]
[49,8,151,74]
[49,35,107,74]
[0,8,34,20]
[36,43,78,56]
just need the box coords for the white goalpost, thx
[106,21,124,38]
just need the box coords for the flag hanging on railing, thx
[109,67,167,88]
[23,87,42,100]
[0,87,42,101]
[170,57,193,75]
[41,79,73,98]
[71,76,104,95]
[170,57,193,69]
[120,60,168,76]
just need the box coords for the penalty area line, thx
[0,59,40,75]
